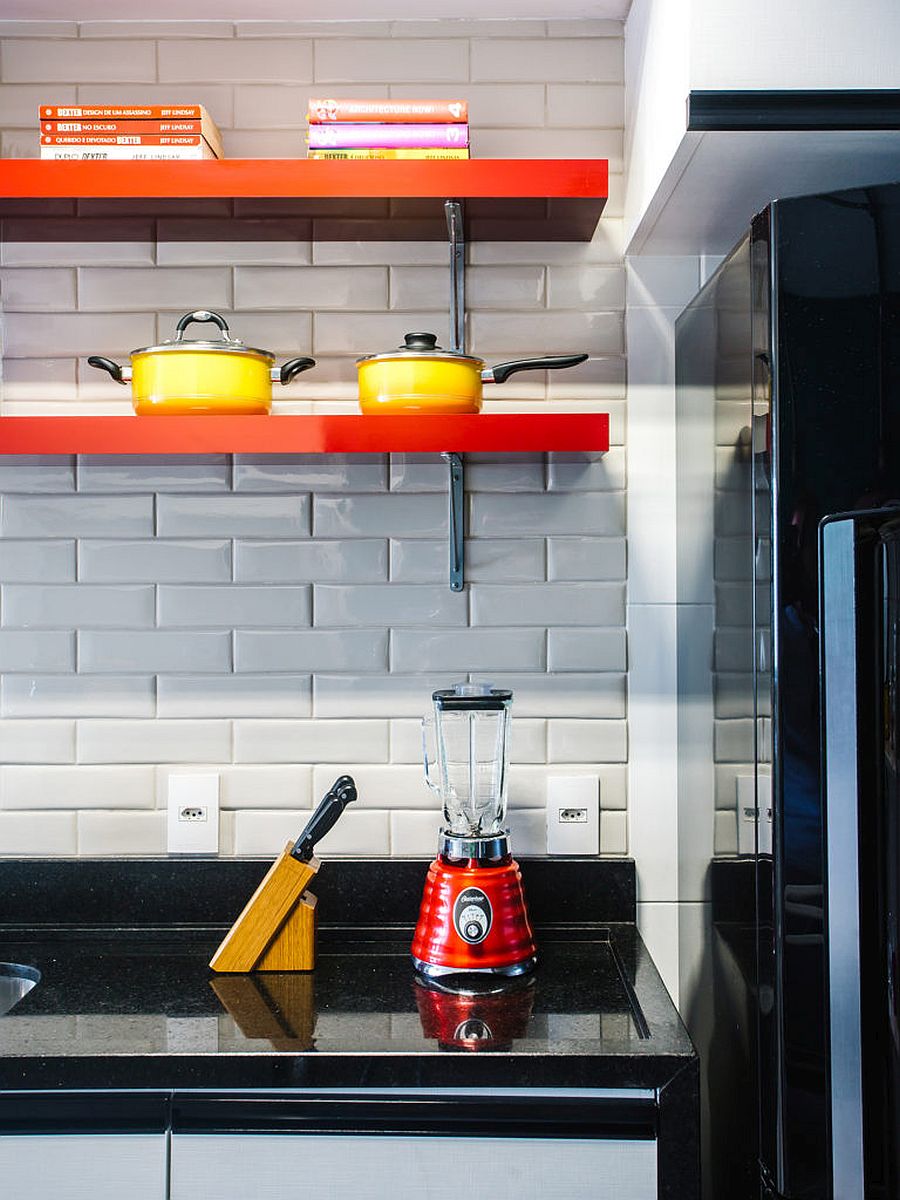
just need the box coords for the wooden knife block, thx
[209,843,320,973]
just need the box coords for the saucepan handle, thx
[483,353,588,384]
[87,356,131,384]
[273,357,317,385]
[175,310,231,341]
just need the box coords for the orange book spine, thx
[307,98,468,124]
[40,105,206,120]
[41,134,206,146]
[42,120,204,135]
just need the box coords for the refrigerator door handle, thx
[821,515,865,1200]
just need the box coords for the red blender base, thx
[412,855,537,977]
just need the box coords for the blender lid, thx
[432,682,512,711]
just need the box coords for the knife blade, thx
[291,774,357,862]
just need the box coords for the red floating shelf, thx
[0,158,608,241]
[0,414,610,456]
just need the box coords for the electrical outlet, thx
[167,774,219,855]
[547,775,599,855]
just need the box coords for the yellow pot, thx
[357,332,588,415]
[89,310,316,415]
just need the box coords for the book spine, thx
[42,120,204,135]
[307,98,468,123]
[308,147,470,160]
[39,144,215,160]
[308,123,469,149]
[41,134,206,146]
[40,105,205,120]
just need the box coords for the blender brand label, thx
[453,888,493,944]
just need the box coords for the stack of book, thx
[306,98,469,160]
[38,105,223,160]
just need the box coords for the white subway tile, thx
[232,808,389,856]
[714,673,754,720]
[475,672,626,719]
[80,20,233,37]
[0,21,78,36]
[158,38,311,83]
[0,764,154,808]
[508,764,621,808]
[547,265,625,311]
[157,675,311,719]
[626,256,701,309]
[76,455,230,493]
[0,811,76,855]
[2,39,156,82]
[546,353,625,400]
[313,241,447,267]
[78,268,230,312]
[1,494,153,538]
[0,218,155,268]
[2,583,154,629]
[472,225,625,267]
[600,809,627,854]
[239,20,391,36]
[0,630,74,672]
[314,494,446,538]
[389,810,437,856]
[547,628,626,671]
[547,537,626,581]
[314,584,467,628]
[0,539,74,584]
[314,38,467,82]
[389,80,546,124]
[77,720,231,765]
[468,454,547,492]
[79,631,233,674]
[0,267,76,312]
[714,718,754,762]
[75,83,234,127]
[158,585,311,629]
[471,38,623,83]
[547,719,627,763]
[546,83,624,127]
[1,358,78,405]
[474,127,622,167]
[713,810,738,856]
[391,537,545,584]
[470,311,623,356]
[77,810,166,856]
[547,19,623,36]
[390,718,430,765]
[234,718,389,764]
[3,312,155,358]
[235,629,387,673]
[0,454,74,492]
[312,764,432,809]
[715,628,751,671]
[233,454,387,493]
[391,628,544,673]
[79,539,232,584]
[157,219,311,266]
[171,311,313,357]
[216,765,313,810]
[314,311,441,355]
[0,719,75,763]
[715,582,753,627]
[157,494,310,538]
[391,266,544,313]
[1,674,155,718]
[391,19,546,36]
[314,674,458,719]
[547,449,625,492]
[234,83,347,128]
[220,129,307,158]
[472,583,624,627]
[0,83,76,125]
[388,454,455,493]
[235,539,388,584]
[235,266,387,311]
[471,493,624,537]
[507,808,547,856]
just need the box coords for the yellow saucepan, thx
[89,310,316,415]
[357,332,588,414]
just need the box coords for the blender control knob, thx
[453,889,493,944]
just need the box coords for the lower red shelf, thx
[0,414,609,455]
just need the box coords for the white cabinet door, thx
[0,1134,167,1200]
[172,1133,657,1200]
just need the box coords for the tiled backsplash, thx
[0,19,627,857]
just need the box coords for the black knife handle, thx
[292,775,357,861]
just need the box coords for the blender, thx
[411,683,537,978]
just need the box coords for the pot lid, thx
[357,331,484,367]
[131,309,275,363]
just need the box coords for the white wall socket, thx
[167,773,219,855]
[546,775,600,855]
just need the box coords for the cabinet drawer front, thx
[172,1133,656,1200]
[0,1133,167,1200]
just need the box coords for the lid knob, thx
[403,332,440,352]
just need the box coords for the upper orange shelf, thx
[0,414,610,456]
[0,158,609,241]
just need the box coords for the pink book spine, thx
[308,123,469,149]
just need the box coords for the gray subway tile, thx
[313,585,467,628]
[0,268,77,312]
[547,628,627,671]
[391,629,545,673]
[157,494,310,537]
[2,38,156,82]
[314,674,459,718]
[0,540,75,582]
[233,454,387,493]
[158,585,311,628]
[471,673,626,719]
[234,539,387,583]
[1,675,155,718]
[314,38,467,83]
[77,455,230,493]
[314,494,446,538]
[78,540,232,583]
[0,630,75,672]
[79,631,232,674]
[471,583,625,627]
[470,493,625,537]
[470,37,623,83]
[158,675,312,719]
[547,537,626,581]
[390,538,545,584]
[234,265,387,310]
[1,494,154,538]
[236,630,388,672]
[546,448,625,492]
[78,267,230,313]
[158,37,311,83]
[0,455,74,493]
[3,312,155,358]
[2,583,155,629]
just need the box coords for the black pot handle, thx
[87,355,127,385]
[278,357,317,385]
[485,353,588,385]
[175,310,231,340]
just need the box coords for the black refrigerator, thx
[675,180,900,1200]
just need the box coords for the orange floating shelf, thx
[0,414,610,456]
[0,158,608,241]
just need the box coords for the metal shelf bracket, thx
[443,451,465,592]
[445,199,465,354]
